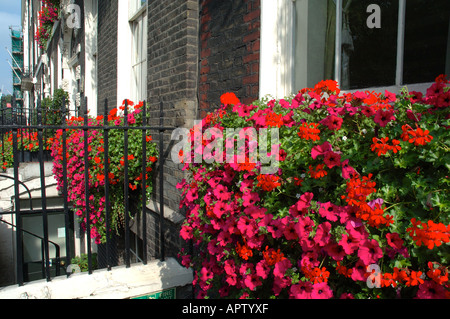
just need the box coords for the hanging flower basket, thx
[179,76,450,299]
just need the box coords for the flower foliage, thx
[35,0,60,50]
[178,76,450,299]
[0,131,54,170]
[51,100,158,244]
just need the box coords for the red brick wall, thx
[199,0,260,118]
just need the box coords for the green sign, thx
[132,288,176,300]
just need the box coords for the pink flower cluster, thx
[51,117,106,243]
[178,77,450,299]
[35,0,59,49]
[51,101,158,244]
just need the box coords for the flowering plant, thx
[51,100,158,244]
[34,0,60,50]
[178,76,449,299]
[1,133,13,171]
[0,131,54,169]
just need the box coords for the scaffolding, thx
[8,27,24,107]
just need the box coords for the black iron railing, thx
[0,96,175,286]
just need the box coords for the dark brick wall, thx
[199,0,260,117]
[146,0,199,213]
[97,0,118,113]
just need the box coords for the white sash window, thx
[129,0,148,102]
[260,0,450,97]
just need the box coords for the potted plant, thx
[51,100,159,244]
[178,76,449,299]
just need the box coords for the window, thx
[261,0,450,96]
[403,0,450,84]
[295,0,450,91]
[129,1,148,102]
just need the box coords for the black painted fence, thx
[0,96,175,286]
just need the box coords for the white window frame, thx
[260,0,443,98]
[117,0,148,105]
[129,4,148,103]
[84,0,98,115]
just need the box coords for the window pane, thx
[130,12,147,102]
[294,0,336,90]
[342,0,398,90]
[403,0,450,84]
[129,0,147,17]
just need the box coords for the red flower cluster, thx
[298,122,321,141]
[51,100,158,243]
[34,0,59,49]
[407,218,450,250]
[220,92,240,105]
[179,77,449,299]
[401,125,434,146]
[256,174,281,191]
[371,137,401,156]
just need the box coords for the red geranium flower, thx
[220,92,240,105]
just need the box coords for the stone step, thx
[0,162,59,213]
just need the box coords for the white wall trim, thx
[259,0,295,99]
[116,0,132,106]
[84,0,98,116]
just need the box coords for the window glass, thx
[342,0,398,90]
[131,12,147,102]
[403,0,450,84]
[294,0,336,91]
[129,0,147,17]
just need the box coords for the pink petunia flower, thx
[325,242,347,261]
[289,192,314,217]
[186,188,198,202]
[217,229,232,246]
[213,184,232,201]
[323,151,341,169]
[311,141,332,160]
[213,201,230,218]
[237,216,258,239]
[267,218,285,239]
[273,258,292,278]
[374,109,396,127]
[318,201,340,222]
[341,159,356,179]
[244,205,267,219]
[299,251,320,268]
[294,216,315,239]
[415,280,448,299]
[358,239,383,265]
[272,276,291,296]
[283,218,299,241]
[310,282,333,299]
[242,191,260,207]
[314,222,332,246]
[351,259,368,282]
[232,103,256,117]
[290,281,313,299]
[339,229,362,255]
[320,115,343,131]
[256,260,271,280]
[244,274,262,291]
